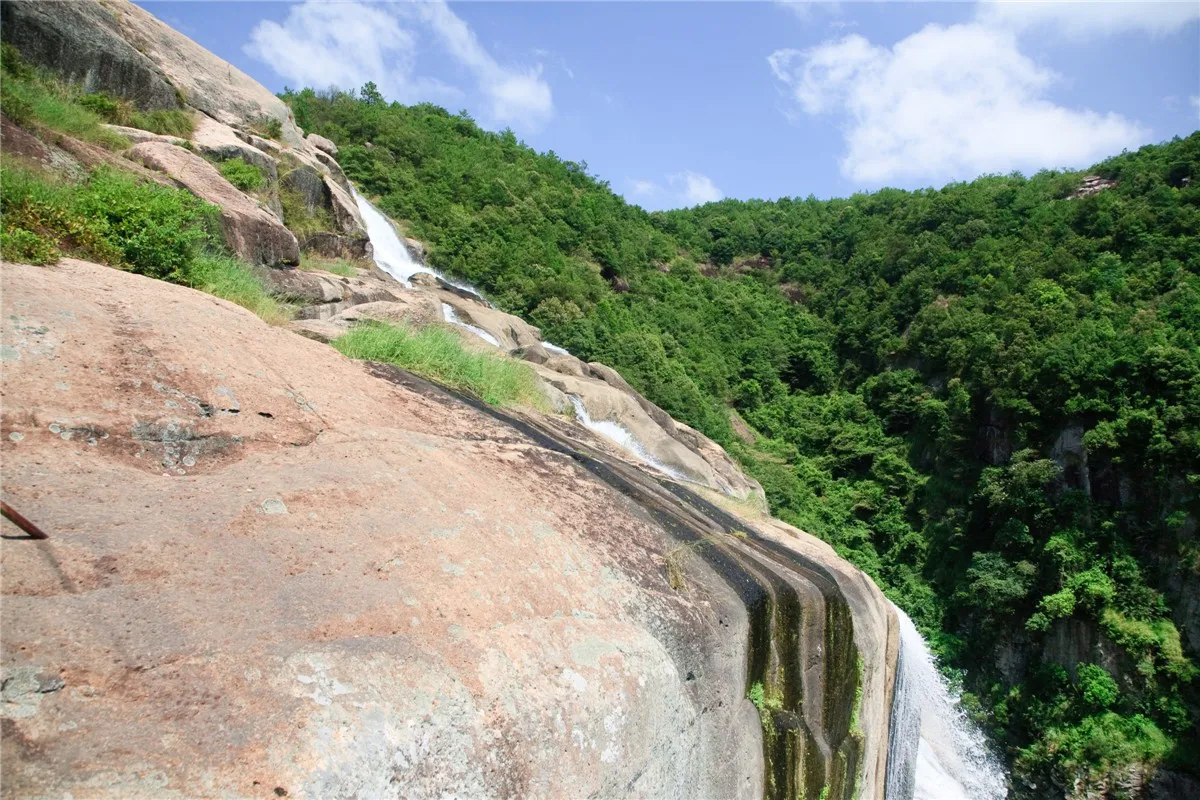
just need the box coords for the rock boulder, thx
[130,141,299,266]
[306,133,338,156]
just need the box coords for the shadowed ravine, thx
[363,362,869,800]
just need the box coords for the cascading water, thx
[352,187,434,285]
[567,394,686,481]
[352,188,489,301]
[352,187,689,486]
[886,604,1007,800]
[441,302,501,347]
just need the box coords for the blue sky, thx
[141,1,1199,210]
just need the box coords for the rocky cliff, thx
[2,258,898,798]
[0,2,906,797]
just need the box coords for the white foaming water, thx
[441,303,501,347]
[352,187,434,285]
[543,341,571,356]
[567,394,686,480]
[352,189,490,301]
[886,604,1007,800]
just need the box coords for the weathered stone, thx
[0,116,85,180]
[280,164,326,214]
[1,0,179,110]
[312,148,352,194]
[300,232,372,261]
[129,141,298,266]
[236,131,282,158]
[191,115,278,181]
[325,176,366,236]
[2,257,899,800]
[439,293,544,352]
[100,123,188,147]
[306,133,338,156]
[405,237,426,263]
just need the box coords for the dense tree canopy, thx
[284,85,1199,795]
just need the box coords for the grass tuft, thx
[188,254,294,325]
[334,321,548,409]
[300,252,360,277]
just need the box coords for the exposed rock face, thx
[306,133,338,156]
[100,123,188,147]
[280,164,327,213]
[0,0,180,110]
[2,258,898,799]
[1069,175,1117,199]
[191,115,279,181]
[129,141,299,266]
[102,0,305,146]
[427,291,767,505]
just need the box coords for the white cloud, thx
[1192,95,1200,114]
[416,0,553,129]
[630,179,659,196]
[769,23,1149,185]
[977,1,1200,39]
[245,0,552,130]
[671,171,724,205]
[627,172,722,208]
[246,1,423,99]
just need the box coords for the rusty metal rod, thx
[1,500,49,539]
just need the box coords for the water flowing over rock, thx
[886,605,1008,800]
[352,188,435,285]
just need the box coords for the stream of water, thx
[886,604,1008,800]
[352,189,487,301]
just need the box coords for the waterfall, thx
[441,302,500,347]
[567,394,686,480]
[886,605,1007,800]
[352,187,434,285]
[352,189,488,301]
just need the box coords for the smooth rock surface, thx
[2,258,776,799]
[1,0,180,110]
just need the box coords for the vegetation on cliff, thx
[284,84,1200,793]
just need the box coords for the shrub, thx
[2,161,216,280]
[250,116,283,141]
[218,158,266,192]
[1077,664,1120,710]
[2,161,290,324]
[333,321,548,409]
[71,168,218,281]
[1,163,123,265]
[0,226,58,264]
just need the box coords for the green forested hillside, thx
[284,85,1200,794]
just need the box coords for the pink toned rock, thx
[0,258,764,798]
[129,140,299,266]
